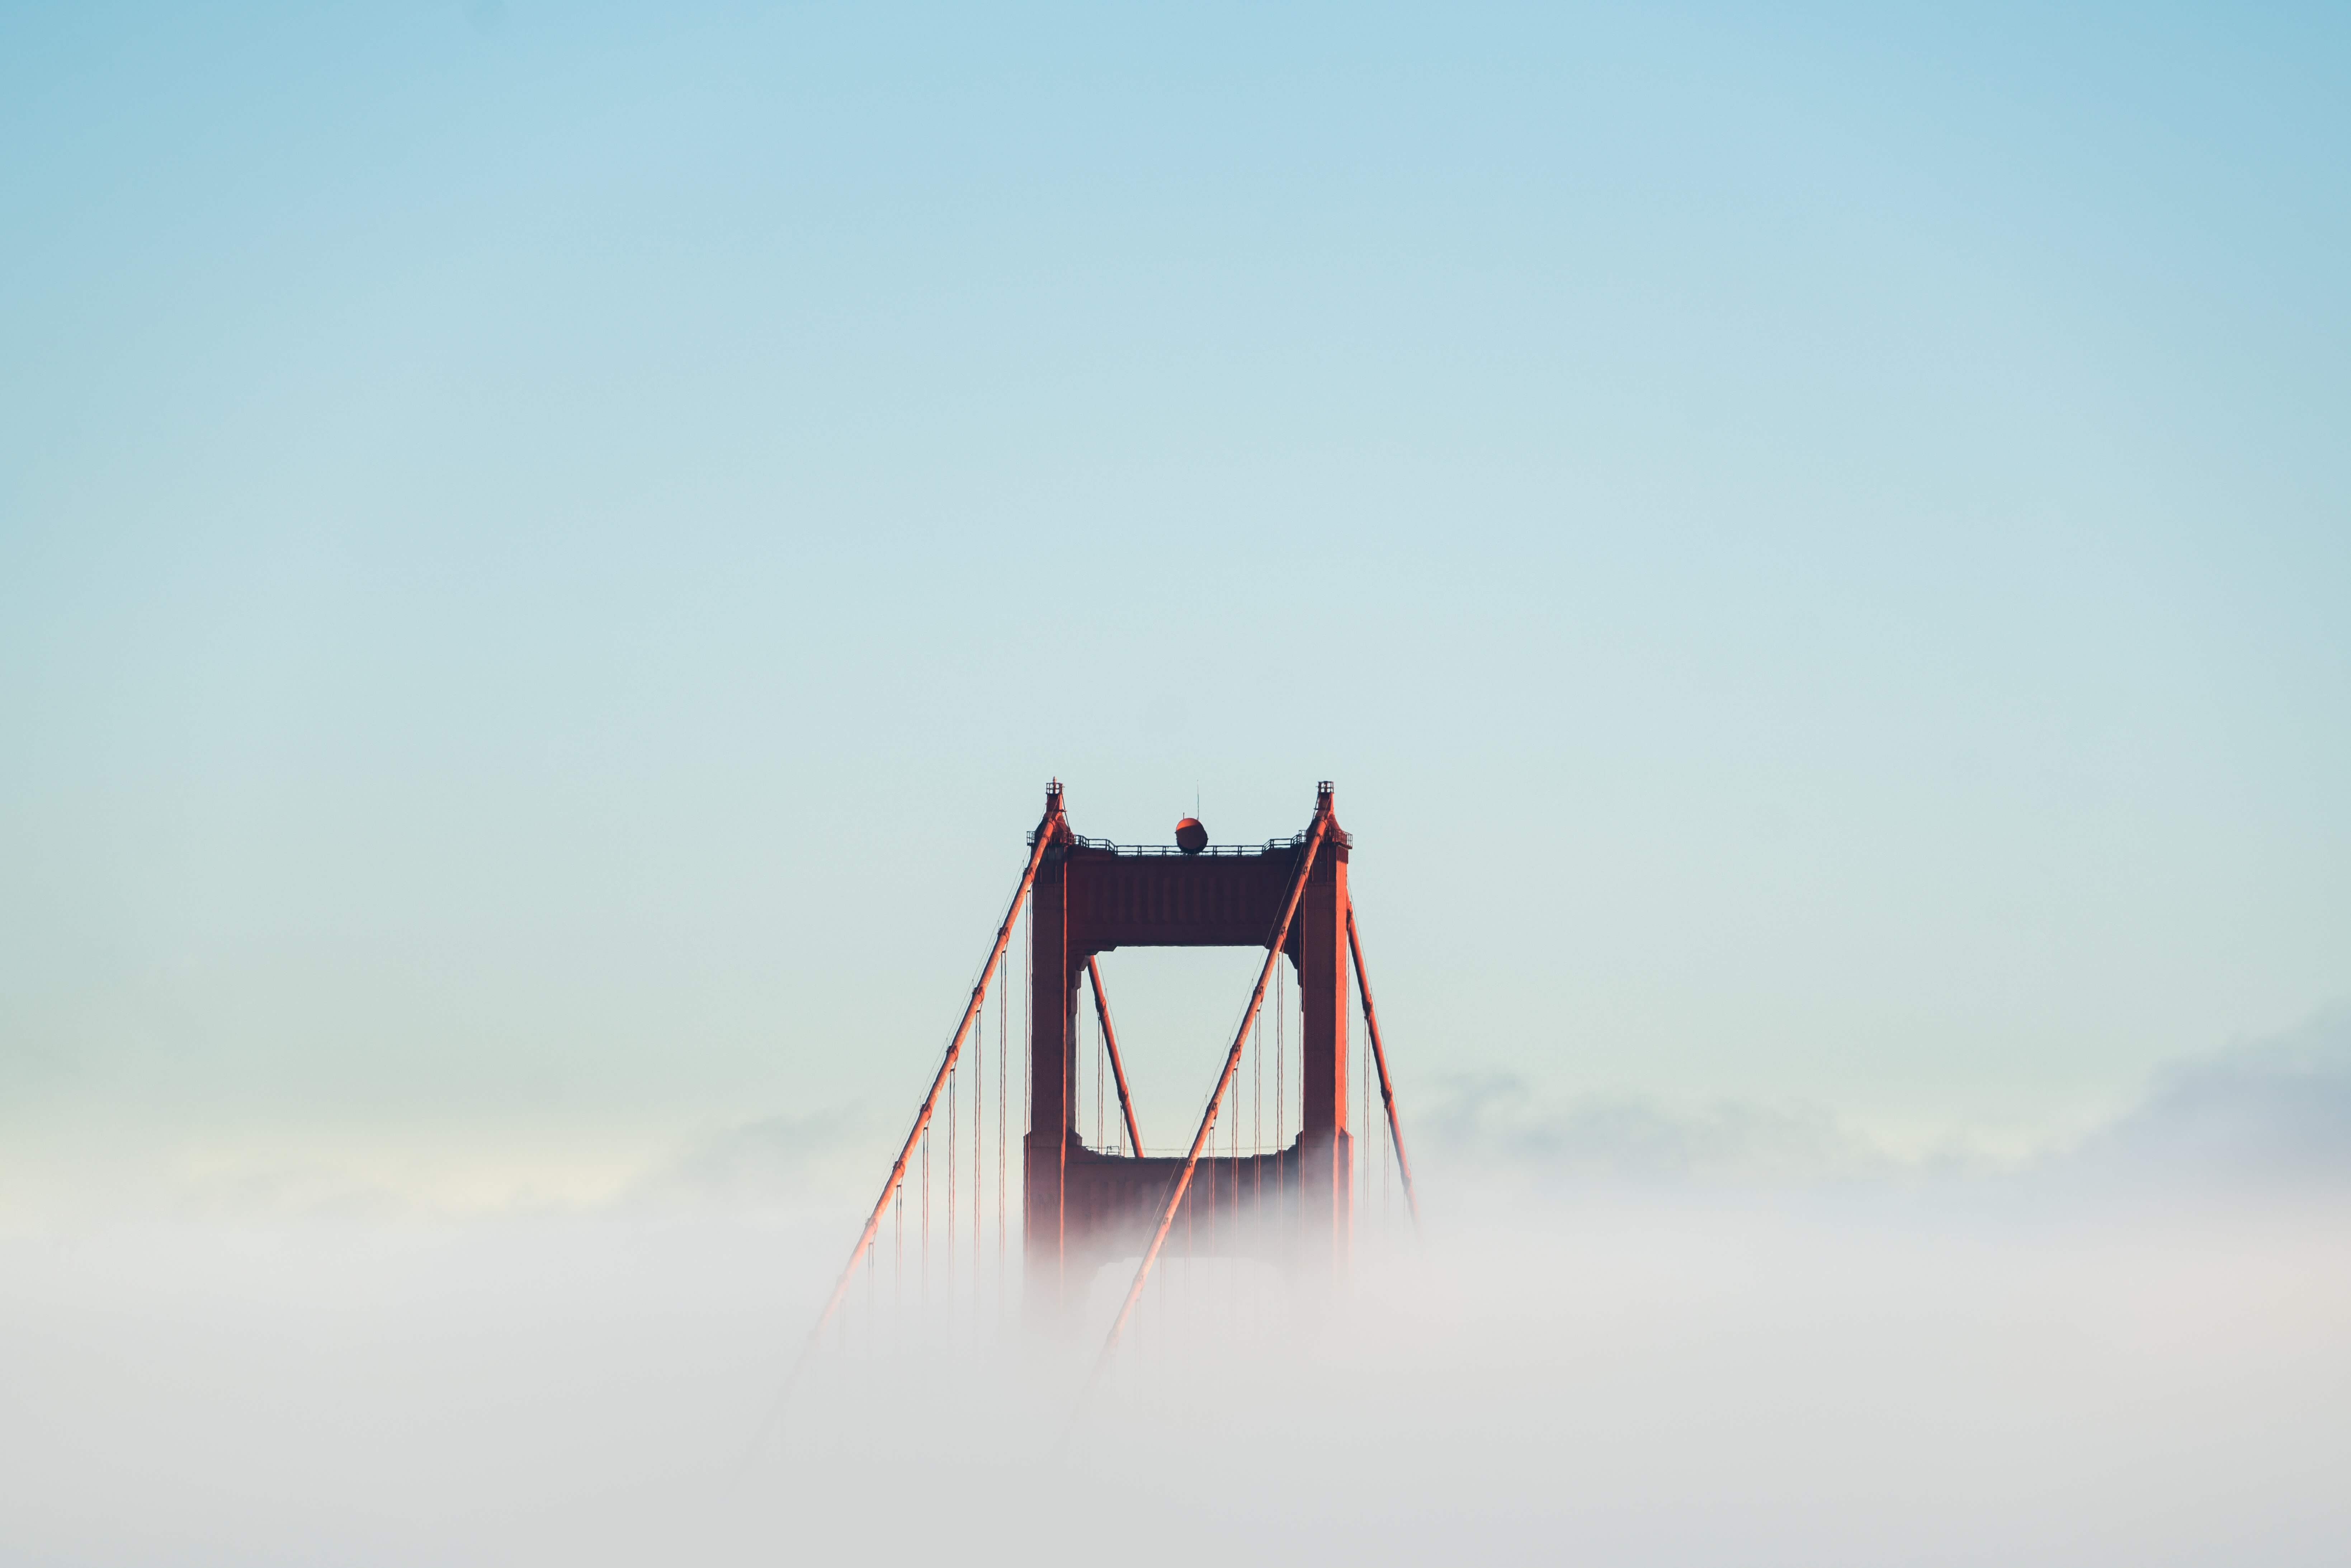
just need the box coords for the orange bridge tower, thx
[1024,780,1353,1319]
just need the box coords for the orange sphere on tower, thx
[1174,817,1208,855]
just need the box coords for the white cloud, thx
[1418,1072,1890,1186]
[2063,1008,2351,1191]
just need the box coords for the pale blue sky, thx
[3,2,2346,1172]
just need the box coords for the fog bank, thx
[7,1027,2350,1565]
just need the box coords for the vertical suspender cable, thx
[1023,888,1033,1310]
[1366,1002,1374,1214]
[1279,968,1298,1222]
[1023,901,1032,1154]
[1380,1027,1391,1225]
[997,924,1007,1289]
[1085,958,1143,1156]
[1275,964,1286,1215]
[972,982,983,1298]
[1006,912,1015,1298]
[946,1066,957,1312]
[1086,809,1332,1379]
[1346,904,1421,1234]
[1234,1050,1242,1169]
[1235,1023,1247,1331]
[772,813,1057,1411]
[1253,1012,1262,1157]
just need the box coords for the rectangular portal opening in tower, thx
[1080,948,1301,1160]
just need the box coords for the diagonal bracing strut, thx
[1346,903,1420,1233]
[1085,803,1334,1381]
[1085,957,1145,1154]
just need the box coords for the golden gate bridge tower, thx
[786,780,1417,1385]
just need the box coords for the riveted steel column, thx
[1295,782,1351,1272]
[1024,787,1075,1325]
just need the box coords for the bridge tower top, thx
[777,780,1418,1410]
[1025,781,1353,1322]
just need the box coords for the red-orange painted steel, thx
[1085,957,1145,1155]
[1296,789,1352,1272]
[1094,803,1334,1369]
[1346,904,1420,1232]
[1025,783,1354,1325]
[775,784,1062,1410]
[1024,790,1078,1309]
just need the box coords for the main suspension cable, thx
[1346,903,1420,1233]
[1086,807,1333,1381]
[771,802,1057,1417]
